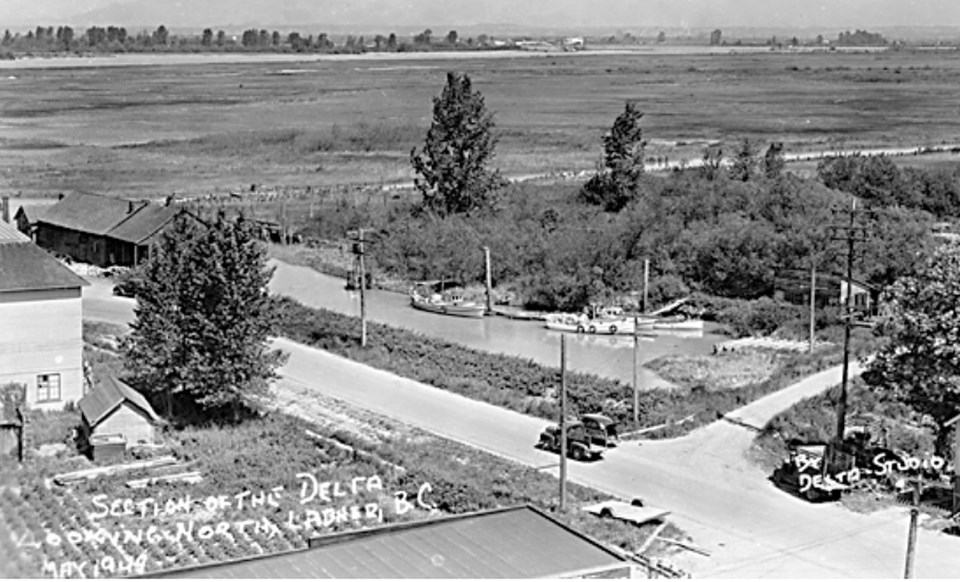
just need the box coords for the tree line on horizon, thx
[0,24,509,57]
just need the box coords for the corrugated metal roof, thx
[0,220,30,243]
[0,242,88,292]
[152,505,626,579]
[79,374,160,427]
[38,192,144,236]
[107,204,181,245]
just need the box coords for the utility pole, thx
[829,199,867,443]
[642,258,650,313]
[359,228,367,347]
[483,246,493,316]
[559,334,568,512]
[904,477,921,578]
[633,314,640,424]
[809,259,817,354]
[349,228,369,347]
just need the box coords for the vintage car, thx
[536,421,604,462]
[580,413,620,447]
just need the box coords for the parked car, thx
[580,413,620,447]
[112,267,146,298]
[536,421,604,462]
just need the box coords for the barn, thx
[78,375,160,450]
[35,192,196,267]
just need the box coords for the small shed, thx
[78,375,160,450]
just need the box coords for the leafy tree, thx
[153,25,168,46]
[699,145,724,181]
[762,142,785,179]
[862,242,960,454]
[414,29,433,45]
[728,137,756,182]
[579,101,645,212]
[201,28,213,47]
[410,72,505,216]
[121,211,286,423]
[446,30,459,45]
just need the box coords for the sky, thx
[5,0,960,30]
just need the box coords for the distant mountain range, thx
[5,0,960,40]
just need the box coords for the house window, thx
[37,374,61,402]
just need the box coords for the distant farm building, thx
[774,269,877,315]
[152,505,634,579]
[35,192,196,267]
[78,374,160,451]
[13,205,49,241]
[0,219,88,410]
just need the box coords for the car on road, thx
[580,413,620,447]
[536,421,604,461]
[111,267,145,298]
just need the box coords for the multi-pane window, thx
[37,373,61,402]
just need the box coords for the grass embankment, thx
[275,297,879,437]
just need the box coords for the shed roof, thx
[0,241,89,292]
[38,192,146,236]
[79,375,160,427]
[151,505,627,579]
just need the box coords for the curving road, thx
[82,272,960,578]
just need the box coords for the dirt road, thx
[275,338,960,578]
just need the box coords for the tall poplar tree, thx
[121,211,286,423]
[410,72,505,216]
[580,101,645,212]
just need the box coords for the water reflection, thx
[270,260,727,389]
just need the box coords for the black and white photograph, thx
[2,0,960,578]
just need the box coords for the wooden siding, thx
[0,289,84,410]
[93,403,155,446]
[36,223,150,267]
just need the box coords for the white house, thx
[0,220,88,410]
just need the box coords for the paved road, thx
[82,275,960,578]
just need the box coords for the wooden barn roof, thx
[39,192,193,245]
[107,204,182,245]
[39,192,146,236]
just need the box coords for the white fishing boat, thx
[651,315,705,331]
[545,313,655,335]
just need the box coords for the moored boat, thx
[651,315,705,331]
[545,313,655,335]
[410,281,486,318]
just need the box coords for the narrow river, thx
[269,260,727,389]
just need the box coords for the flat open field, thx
[2,48,960,199]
